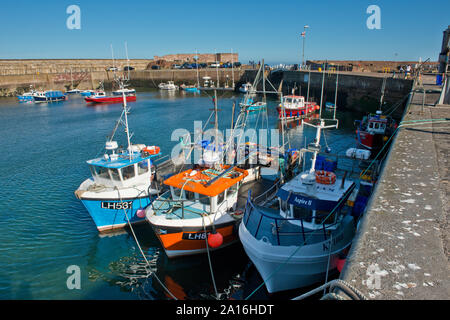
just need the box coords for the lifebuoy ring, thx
[143,145,160,155]
[315,170,336,185]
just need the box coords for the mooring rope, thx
[202,214,219,299]
[115,187,178,300]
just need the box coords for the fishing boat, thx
[33,90,67,103]
[239,82,253,93]
[239,119,358,293]
[180,84,200,93]
[240,98,267,112]
[145,165,250,258]
[354,110,397,152]
[325,102,336,110]
[75,92,161,232]
[85,92,136,104]
[158,81,178,91]
[66,89,82,94]
[276,95,319,120]
[81,90,95,97]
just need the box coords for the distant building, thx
[153,53,238,64]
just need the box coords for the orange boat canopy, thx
[164,166,248,197]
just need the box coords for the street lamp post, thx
[301,25,310,69]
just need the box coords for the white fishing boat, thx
[239,119,358,293]
[239,82,253,93]
[158,81,178,90]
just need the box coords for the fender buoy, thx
[337,258,346,273]
[136,208,146,218]
[143,145,160,155]
[315,170,336,185]
[208,231,223,248]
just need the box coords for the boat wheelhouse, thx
[76,142,160,232]
[145,165,248,258]
[277,95,319,120]
[239,119,358,293]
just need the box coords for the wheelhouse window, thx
[292,205,313,223]
[122,165,135,180]
[217,192,225,205]
[314,210,336,225]
[198,195,210,206]
[109,168,121,181]
[93,166,109,179]
[137,160,149,175]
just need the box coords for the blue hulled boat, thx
[33,90,67,103]
[75,92,161,232]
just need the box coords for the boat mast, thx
[196,50,200,88]
[306,67,311,102]
[262,59,266,103]
[319,63,325,118]
[125,41,130,82]
[333,70,339,120]
[215,49,220,88]
[214,88,219,154]
[379,77,386,110]
[231,48,235,89]
[122,89,132,161]
[309,120,324,173]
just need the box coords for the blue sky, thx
[0,0,448,64]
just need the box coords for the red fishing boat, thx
[355,110,397,152]
[85,92,136,104]
[277,95,319,120]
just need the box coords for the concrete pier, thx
[338,75,450,299]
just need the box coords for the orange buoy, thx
[315,170,336,184]
[143,145,160,155]
[207,231,223,248]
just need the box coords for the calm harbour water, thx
[0,90,364,299]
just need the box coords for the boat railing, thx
[243,192,336,247]
[151,191,208,219]
[252,179,281,205]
